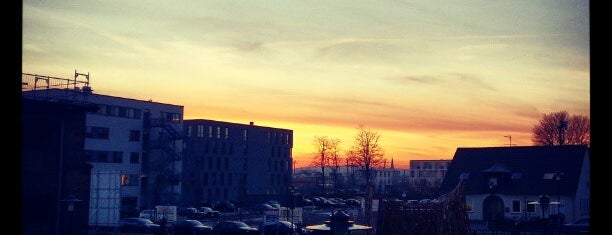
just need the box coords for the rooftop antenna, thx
[504,135,516,147]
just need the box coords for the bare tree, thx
[346,125,385,227]
[328,138,342,193]
[532,111,590,146]
[311,136,335,195]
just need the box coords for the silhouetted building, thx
[23,73,184,227]
[182,120,293,206]
[22,97,98,235]
[438,145,590,223]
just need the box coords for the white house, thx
[438,145,590,224]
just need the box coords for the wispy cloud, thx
[452,33,569,40]
[386,73,497,91]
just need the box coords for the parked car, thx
[214,201,237,212]
[169,219,213,235]
[212,221,258,235]
[562,217,589,232]
[139,209,156,220]
[266,200,281,209]
[345,199,360,207]
[252,203,276,214]
[119,217,161,233]
[200,207,221,218]
[179,207,206,220]
[259,221,305,235]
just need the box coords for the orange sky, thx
[22,1,589,168]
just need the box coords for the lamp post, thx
[60,194,83,235]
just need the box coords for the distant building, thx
[23,73,184,226]
[400,159,451,190]
[438,145,590,223]
[182,120,293,206]
[22,96,98,235]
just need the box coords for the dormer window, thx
[511,173,522,180]
[488,177,498,189]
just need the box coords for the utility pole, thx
[504,135,516,147]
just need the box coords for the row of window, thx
[96,105,142,119]
[195,141,243,156]
[186,125,290,146]
[200,172,234,186]
[466,199,537,213]
[85,126,140,142]
[190,125,232,139]
[413,162,449,170]
[270,146,290,158]
[85,150,139,164]
[194,157,232,171]
[268,159,291,172]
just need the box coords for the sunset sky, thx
[22,0,589,168]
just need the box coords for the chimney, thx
[249,122,254,126]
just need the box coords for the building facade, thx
[23,74,184,225]
[22,96,98,235]
[182,120,293,206]
[439,145,590,223]
[400,160,451,190]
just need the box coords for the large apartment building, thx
[182,120,293,206]
[23,73,184,226]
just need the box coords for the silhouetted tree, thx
[532,111,590,146]
[328,139,342,193]
[346,125,385,227]
[311,136,339,194]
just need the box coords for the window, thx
[125,108,135,118]
[466,199,473,212]
[228,174,232,185]
[208,126,212,138]
[130,152,139,164]
[512,200,521,213]
[216,158,221,170]
[86,126,109,139]
[220,173,225,186]
[243,129,247,141]
[202,173,208,186]
[171,113,181,122]
[488,177,498,188]
[511,173,522,180]
[526,203,536,212]
[112,152,123,163]
[225,158,229,170]
[285,135,289,145]
[580,198,589,214]
[197,125,204,137]
[224,127,229,139]
[187,125,192,137]
[97,105,107,115]
[121,174,139,186]
[129,130,141,141]
[216,127,221,139]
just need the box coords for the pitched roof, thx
[438,145,589,196]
